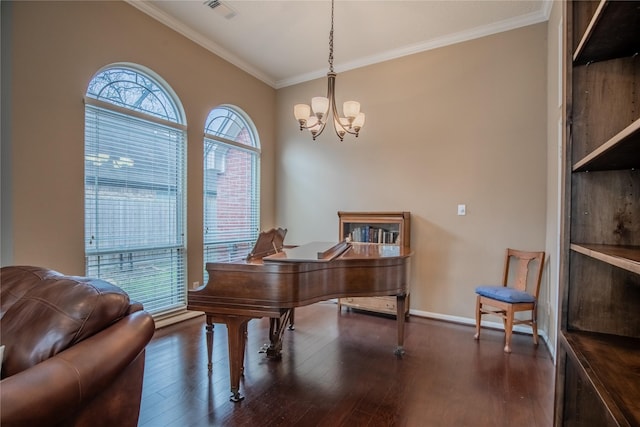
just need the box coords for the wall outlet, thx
[457,204,466,216]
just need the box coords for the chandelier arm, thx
[327,72,344,141]
[299,121,326,132]
[312,122,327,140]
[339,126,359,135]
[329,78,346,141]
[329,73,359,139]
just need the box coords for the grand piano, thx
[187,229,412,402]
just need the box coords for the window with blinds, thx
[204,106,260,275]
[84,65,187,316]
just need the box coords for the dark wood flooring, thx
[139,301,555,427]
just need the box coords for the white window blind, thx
[204,106,260,273]
[84,66,186,316]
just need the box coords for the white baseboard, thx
[154,310,203,329]
[408,308,554,356]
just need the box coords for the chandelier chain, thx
[328,0,334,73]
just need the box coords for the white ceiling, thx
[128,0,551,89]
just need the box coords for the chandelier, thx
[293,0,365,141]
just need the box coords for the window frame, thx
[203,105,261,272]
[84,63,188,317]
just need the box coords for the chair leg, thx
[531,309,539,346]
[504,308,514,353]
[474,296,481,340]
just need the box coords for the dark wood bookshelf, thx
[555,1,640,426]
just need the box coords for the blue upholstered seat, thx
[475,285,536,304]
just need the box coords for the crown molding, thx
[542,0,554,21]
[125,0,277,88]
[276,6,550,89]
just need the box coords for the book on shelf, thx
[347,226,399,244]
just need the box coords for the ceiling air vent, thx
[204,0,220,9]
[203,0,237,19]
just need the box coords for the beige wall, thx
[1,1,277,288]
[276,23,550,334]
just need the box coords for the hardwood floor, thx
[139,301,555,427]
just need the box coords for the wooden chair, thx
[474,248,545,353]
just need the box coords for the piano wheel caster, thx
[394,346,405,359]
[230,391,245,402]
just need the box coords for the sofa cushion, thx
[0,266,132,378]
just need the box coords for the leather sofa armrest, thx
[0,310,155,427]
[127,300,145,314]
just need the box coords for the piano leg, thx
[207,314,251,402]
[395,294,407,358]
[227,316,250,402]
[288,308,295,330]
[260,309,292,359]
[205,315,214,372]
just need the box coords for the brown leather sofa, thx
[0,266,156,427]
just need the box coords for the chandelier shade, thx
[293,0,365,141]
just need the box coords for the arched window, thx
[203,106,260,271]
[84,64,187,316]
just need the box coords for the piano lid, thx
[263,241,350,263]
